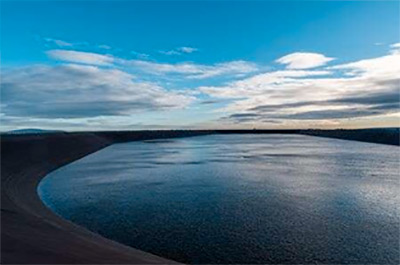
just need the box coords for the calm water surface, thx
[38,135,399,264]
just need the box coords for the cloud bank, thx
[201,47,400,126]
[1,64,193,119]
[1,43,399,130]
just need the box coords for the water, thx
[38,134,400,264]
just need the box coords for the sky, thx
[1,0,399,131]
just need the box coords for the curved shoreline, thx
[1,132,208,264]
[1,129,398,264]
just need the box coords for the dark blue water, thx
[38,135,399,264]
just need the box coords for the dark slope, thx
[301,128,399,146]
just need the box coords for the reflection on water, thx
[38,134,400,264]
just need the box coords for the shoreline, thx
[1,129,398,264]
[1,132,208,264]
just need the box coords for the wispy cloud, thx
[131,50,150,59]
[46,50,114,66]
[45,49,258,79]
[159,46,198,56]
[98,44,112,50]
[159,50,181,56]
[178,46,198,54]
[390,42,400,54]
[44,38,73,47]
[200,70,331,98]
[276,52,335,69]
[126,59,259,79]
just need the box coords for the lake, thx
[38,134,399,264]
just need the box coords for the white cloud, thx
[390,42,400,49]
[131,51,150,59]
[159,50,181,56]
[200,70,331,98]
[98,44,112,50]
[331,51,400,77]
[159,46,198,55]
[201,50,400,124]
[126,59,259,79]
[44,38,73,47]
[1,64,193,120]
[178,47,198,53]
[46,50,114,66]
[45,49,259,79]
[276,52,335,69]
[389,42,400,54]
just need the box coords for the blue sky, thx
[1,1,399,131]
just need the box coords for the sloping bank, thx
[1,129,398,264]
[1,131,213,264]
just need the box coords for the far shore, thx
[1,129,398,264]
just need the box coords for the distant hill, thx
[1,128,398,145]
[3,128,65,135]
[301,128,400,146]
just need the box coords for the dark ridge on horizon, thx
[302,128,400,146]
[2,128,399,146]
[3,128,65,135]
